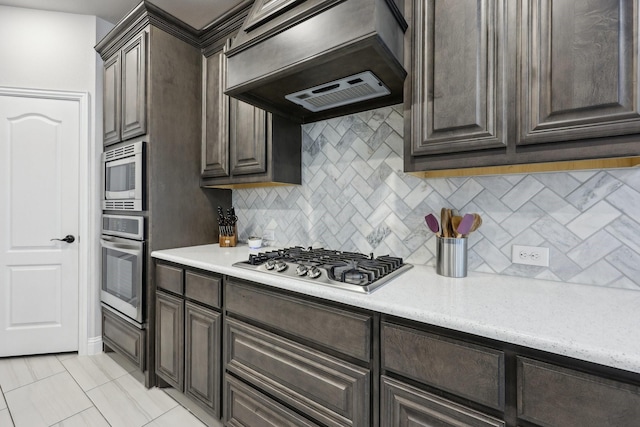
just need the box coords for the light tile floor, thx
[0,353,207,427]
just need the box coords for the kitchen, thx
[1,0,640,426]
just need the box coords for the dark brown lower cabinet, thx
[225,317,370,427]
[381,376,505,427]
[223,278,374,427]
[151,263,640,427]
[381,318,640,427]
[518,357,640,427]
[102,305,145,370]
[154,262,222,419]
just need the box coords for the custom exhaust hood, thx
[224,0,408,123]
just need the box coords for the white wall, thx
[0,5,114,353]
[1,6,100,91]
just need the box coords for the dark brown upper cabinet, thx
[201,48,229,179]
[103,32,147,146]
[409,0,507,156]
[405,0,640,174]
[201,43,301,188]
[519,0,640,145]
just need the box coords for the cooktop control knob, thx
[265,259,277,270]
[296,264,308,276]
[307,266,321,279]
[275,260,288,272]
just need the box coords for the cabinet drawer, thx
[225,374,320,427]
[185,270,221,308]
[156,263,183,295]
[518,357,640,427]
[225,279,372,361]
[381,376,505,427]
[226,318,370,427]
[382,322,505,410]
[102,306,145,370]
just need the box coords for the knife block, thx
[219,225,237,247]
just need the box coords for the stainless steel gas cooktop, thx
[232,246,413,293]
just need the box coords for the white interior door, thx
[0,90,80,356]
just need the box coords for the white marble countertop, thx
[152,244,640,374]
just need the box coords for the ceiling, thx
[0,0,246,29]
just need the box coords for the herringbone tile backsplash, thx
[233,104,640,290]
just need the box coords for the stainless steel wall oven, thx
[100,214,145,323]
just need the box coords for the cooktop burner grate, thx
[234,246,413,293]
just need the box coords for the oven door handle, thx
[100,236,142,255]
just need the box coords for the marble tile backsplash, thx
[233,104,640,290]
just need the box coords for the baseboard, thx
[87,336,103,355]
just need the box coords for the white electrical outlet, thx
[263,229,275,242]
[512,245,550,267]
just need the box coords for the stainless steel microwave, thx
[102,141,144,211]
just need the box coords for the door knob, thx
[51,235,75,244]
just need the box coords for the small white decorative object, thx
[248,236,263,249]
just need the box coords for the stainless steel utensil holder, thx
[436,237,468,278]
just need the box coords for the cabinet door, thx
[121,32,147,141]
[103,54,121,146]
[229,98,268,176]
[202,49,230,178]
[155,291,184,390]
[381,376,505,427]
[410,0,507,155]
[184,301,221,417]
[519,0,640,145]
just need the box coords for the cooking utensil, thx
[466,213,483,235]
[441,208,452,238]
[456,213,475,238]
[424,214,440,236]
[449,209,456,237]
[451,215,463,235]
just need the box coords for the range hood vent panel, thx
[285,71,391,112]
[225,0,407,123]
